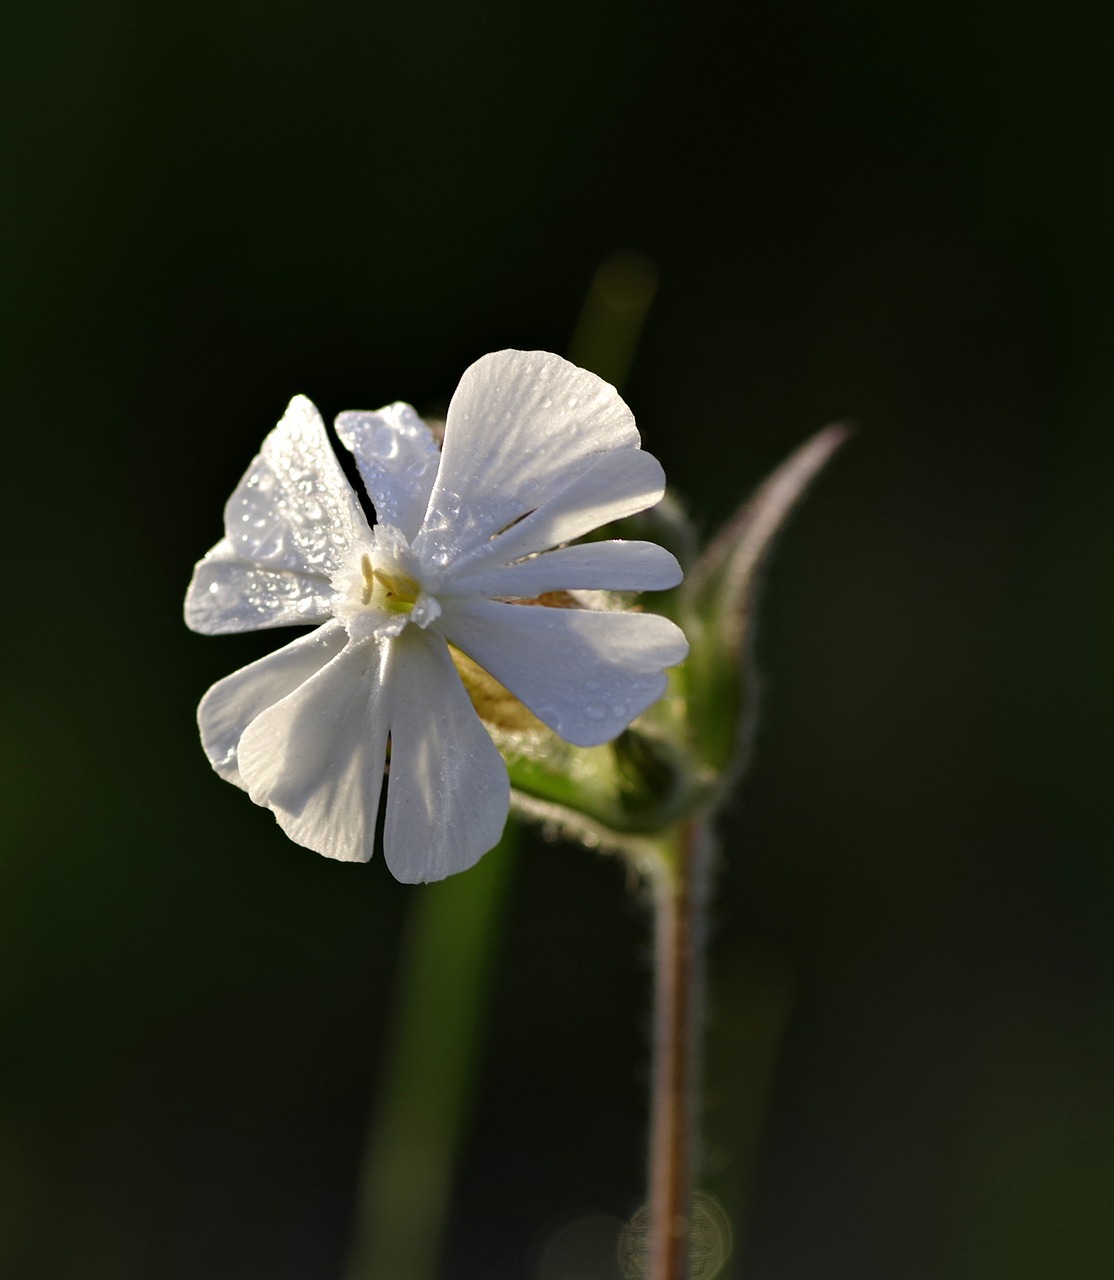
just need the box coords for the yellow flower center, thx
[360,552,420,614]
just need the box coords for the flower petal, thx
[381,628,510,883]
[185,538,335,634]
[415,351,643,569]
[197,621,348,787]
[433,449,668,580]
[235,637,391,863]
[334,402,441,542]
[448,540,682,599]
[438,599,689,747]
[222,395,372,578]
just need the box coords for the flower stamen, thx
[359,551,420,613]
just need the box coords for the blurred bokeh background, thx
[3,1,1114,1277]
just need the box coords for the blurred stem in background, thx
[567,249,659,393]
[343,825,518,1280]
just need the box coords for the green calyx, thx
[499,425,849,857]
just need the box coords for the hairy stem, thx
[646,819,711,1280]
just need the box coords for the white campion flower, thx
[185,350,689,882]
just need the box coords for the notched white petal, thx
[335,403,440,542]
[197,621,347,787]
[232,627,508,877]
[441,449,668,575]
[185,538,334,634]
[448,540,683,599]
[236,638,391,863]
[382,628,510,883]
[223,395,371,579]
[416,350,642,567]
[439,599,689,748]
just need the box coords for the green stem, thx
[343,825,517,1280]
[646,820,711,1280]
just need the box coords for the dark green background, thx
[4,1,1113,1276]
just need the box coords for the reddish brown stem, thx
[646,820,709,1280]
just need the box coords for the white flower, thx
[185,350,688,882]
